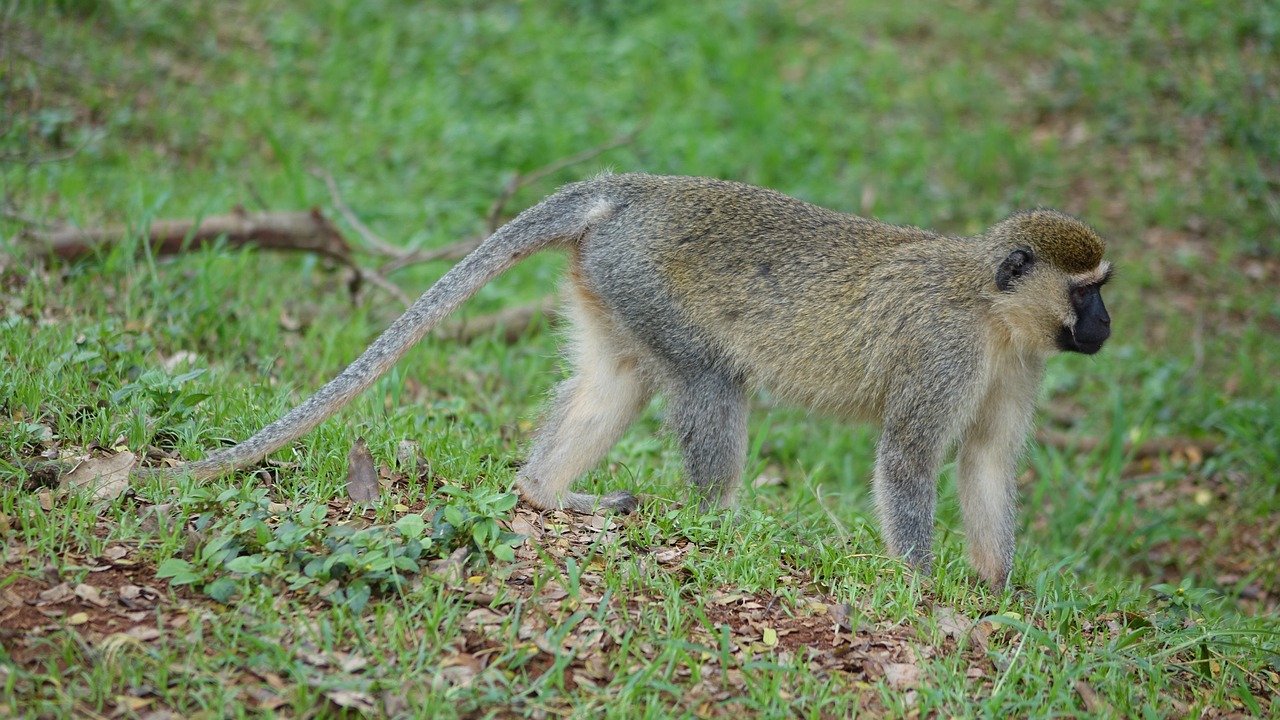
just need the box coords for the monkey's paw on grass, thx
[599,490,640,514]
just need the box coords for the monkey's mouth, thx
[1056,325,1109,355]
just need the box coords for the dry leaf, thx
[933,605,972,642]
[427,546,469,583]
[244,685,287,711]
[882,662,920,689]
[380,690,410,716]
[278,310,302,332]
[970,618,995,651]
[103,545,130,561]
[653,547,683,564]
[829,602,856,632]
[60,450,137,500]
[1075,680,1109,713]
[509,512,542,542]
[74,583,109,607]
[324,690,377,713]
[36,583,73,604]
[345,439,379,506]
[395,440,429,477]
[464,608,506,627]
[125,625,162,641]
[338,652,369,673]
[586,514,616,532]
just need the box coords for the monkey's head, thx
[988,210,1113,356]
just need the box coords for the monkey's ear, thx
[996,248,1035,292]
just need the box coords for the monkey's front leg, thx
[872,426,948,575]
[956,386,1037,588]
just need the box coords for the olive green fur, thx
[988,209,1105,275]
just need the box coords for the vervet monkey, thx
[143,173,1113,586]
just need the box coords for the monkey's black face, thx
[1058,284,1111,354]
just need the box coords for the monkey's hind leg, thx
[872,417,949,575]
[515,305,652,515]
[665,370,749,511]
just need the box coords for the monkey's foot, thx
[556,490,640,515]
[599,490,639,514]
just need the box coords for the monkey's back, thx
[570,174,992,421]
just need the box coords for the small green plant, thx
[111,368,210,425]
[1,421,55,453]
[435,484,523,562]
[157,485,524,612]
[49,320,151,378]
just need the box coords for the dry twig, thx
[26,208,354,263]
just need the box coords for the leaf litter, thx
[5,458,1274,717]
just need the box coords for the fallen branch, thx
[26,208,354,263]
[23,132,643,330]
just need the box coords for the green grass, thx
[2,0,1278,717]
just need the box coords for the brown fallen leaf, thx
[244,685,287,711]
[427,546,469,584]
[345,439,379,506]
[395,440,430,478]
[652,547,684,564]
[337,652,369,673]
[380,690,410,716]
[74,583,109,607]
[932,605,973,643]
[324,689,377,713]
[1075,680,1111,714]
[431,664,479,689]
[829,602,857,632]
[103,545,130,562]
[125,625,162,641]
[36,583,73,605]
[60,450,137,500]
[509,512,542,542]
[882,662,920,689]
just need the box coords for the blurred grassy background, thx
[4,0,1278,605]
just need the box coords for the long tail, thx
[143,181,607,481]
